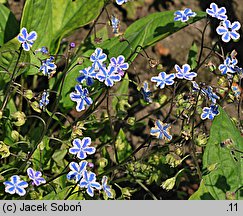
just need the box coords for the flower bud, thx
[11,130,20,141]
[0,141,10,158]
[161,177,176,191]
[11,111,26,126]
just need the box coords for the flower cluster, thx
[206,3,241,42]
[4,168,46,196]
[70,48,129,112]
[68,137,112,198]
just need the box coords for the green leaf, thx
[115,129,132,163]
[21,0,105,53]
[60,10,206,110]
[99,11,206,61]
[203,106,243,200]
[0,38,30,85]
[189,180,214,200]
[0,4,19,45]
[187,42,198,70]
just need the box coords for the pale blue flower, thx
[69,137,96,160]
[96,66,121,87]
[79,170,101,197]
[90,48,107,71]
[206,3,227,20]
[151,72,175,89]
[201,104,220,120]
[3,175,28,196]
[35,46,48,55]
[150,120,172,141]
[102,176,112,198]
[27,168,46,186]
[218,56,238,75]
[17,27,37,51]
[70,85,93,112]
[174,8,196,22]
[39,56,57,76]
[39,91,49,109]
[110,55,129,76]
[77,67,97,86]
[67,160,88,182]
[175,64,197,80]
[216,20,241,43]
[116,0,128,5]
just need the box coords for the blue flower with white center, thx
[151,72,175,89]
[201,104,220,120]
[96,66,121,87]
[141,81,152,103]
[79,170,101,197]
[70,85,93,112]
[39,91,49,109]
[116,0,128,5]
[111,15,120,34]
[175,64,197,80]
[206,3,227,20]
[110,55,129,76]
[204,86,220,104]
[39,56,57,77]
[3,175,28,196]
[67,160,88,182]
[218,56,238,75]
[216,20,241,43]
[27,168,46,186]
[77,67,97,86]
[90,48,107,71]
[69,137,96,160]
[150,120,172,141]
[17,27,37,51]
[102,176,112,198]
[174,8,196,22]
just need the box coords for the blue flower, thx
[151,72,175,89]
[102,176,112,198]
[111,15,120,34]
[206,3,227,20]
[174,8,196,22]
[67,160,88,182]
[69,137,96,160]
[79,170,101,197]
[175,64,197,80]
[35,46,48,55]
[17,27,37,51]
[39,56,57,76]
[77,67,97,86]
[150,120,172,141]
[201,104,220,120]
[96,66,121,87]
[116,0,128,5]
[27,168,46,186]
[70,85,93,112]
[216,20,241,43]
[204,86,220,104]
[110,55,129,76]
[90,48,107,71]
[39,91,49,109]
[218,56,238,75]
[3,175,28,196]
[141,81,152,103]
